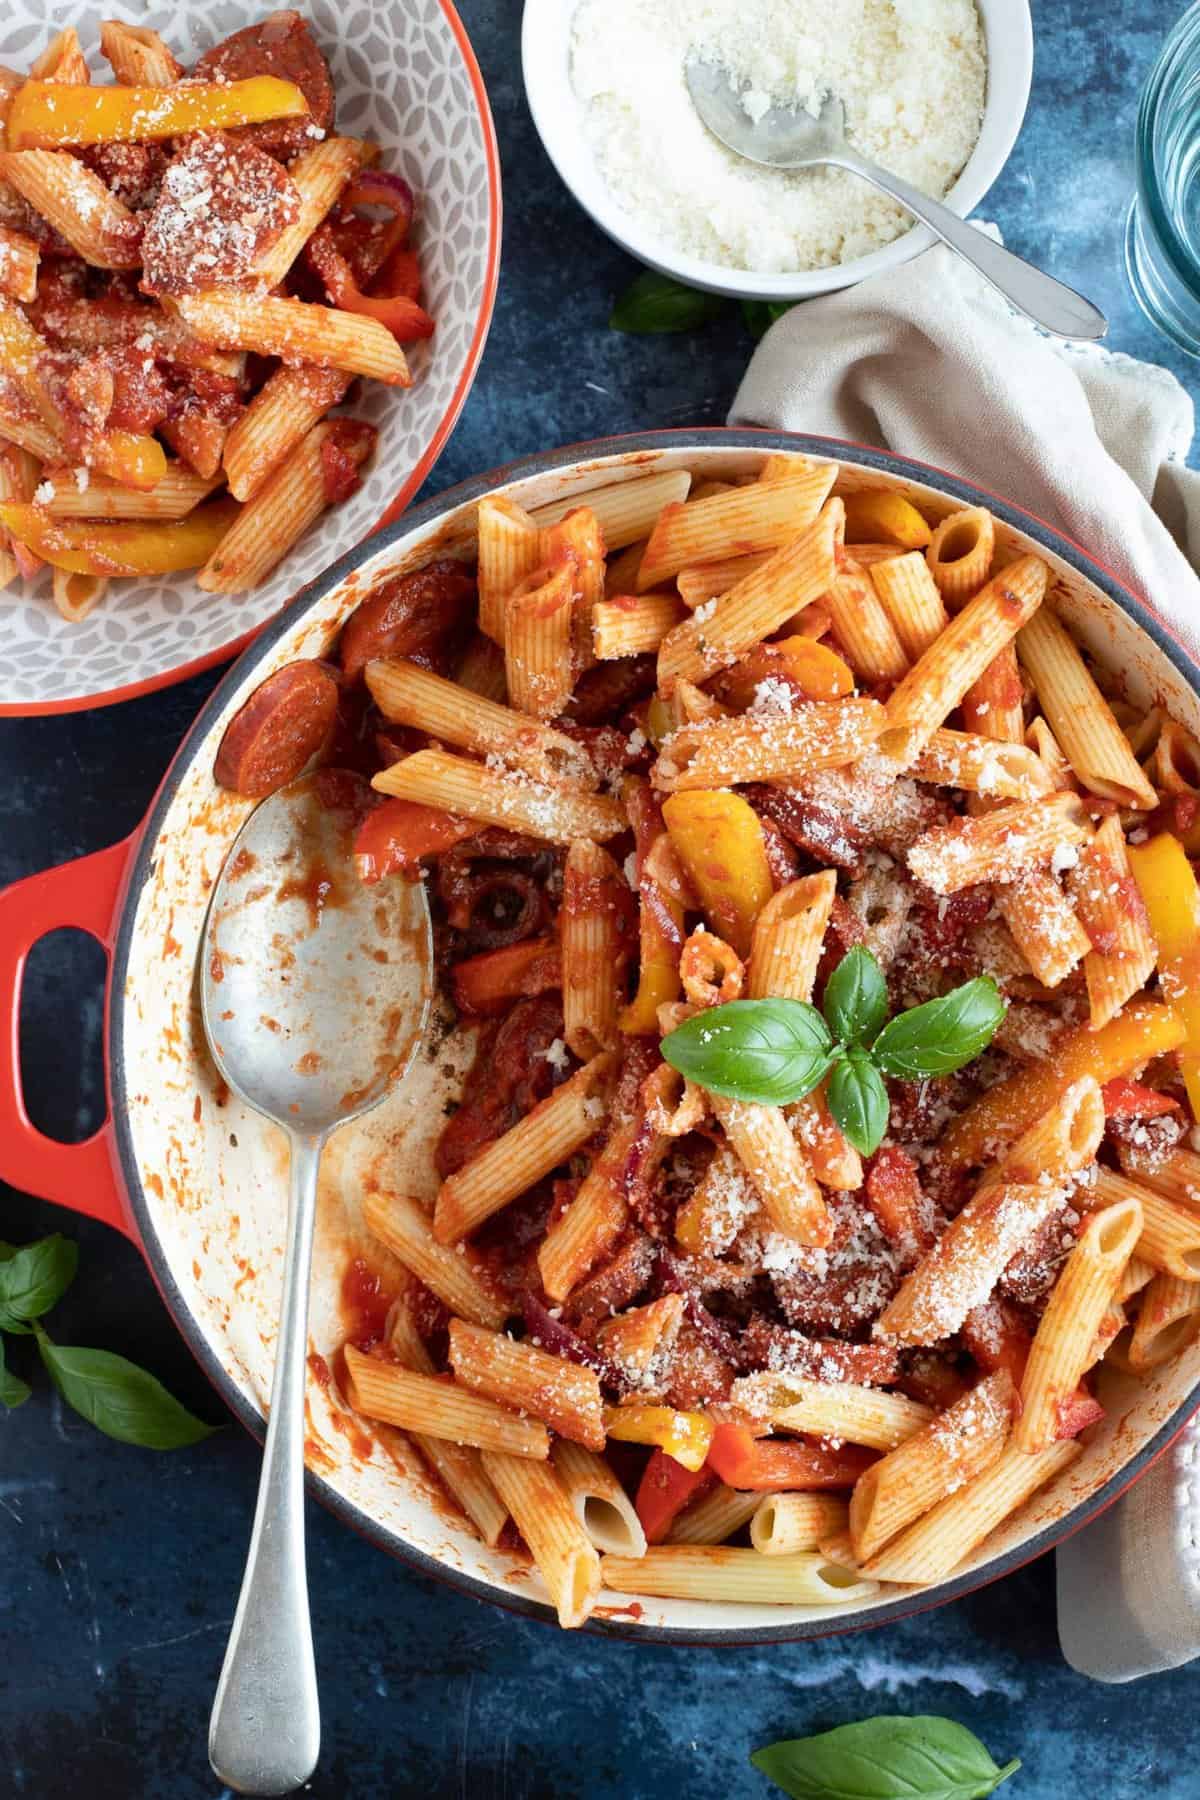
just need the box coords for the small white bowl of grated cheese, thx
[521,0,1032,300]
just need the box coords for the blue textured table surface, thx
[4,3,1199,1795]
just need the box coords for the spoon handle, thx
[209,1130,323,1797]
[834,151,1107,341]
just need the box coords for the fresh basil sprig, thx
[752,1715,1021,1800]
[0,1232,217,1448]
[662,947,1005,1157]
[609,270,730,334]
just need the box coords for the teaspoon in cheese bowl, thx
[683,63,1107,339]
[201,771,432,1796]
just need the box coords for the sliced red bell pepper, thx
[1100,1077,1181,1119]
[1054,1388,1106,1441]
[706,1422,876,1492]
[353,796,475,883]
[451,937,562,1016]
[635,1449,716,1545]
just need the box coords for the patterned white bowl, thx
[0,0,501,715]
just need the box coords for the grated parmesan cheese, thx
[569,0,986,273]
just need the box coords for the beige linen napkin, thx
[729,242,1200,1682]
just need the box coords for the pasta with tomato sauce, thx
[213,452,1200,1627]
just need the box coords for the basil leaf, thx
[609,269,729,334]
[823,946,889,1046]
[662,998,833,1105]
[872,977,1006,1080]
[35,1328,217,1449]
[0,1234,78,1333]
[0,1337,30,1409]
[0,1241,18,1261]
[752,1715,1021,1800]
[741,299,796,339]
[826,1046,891,1156]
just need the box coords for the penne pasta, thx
[667,1483,761,1546]
[537,1114,640,1301]
[38,464,222,520]
[0,149,140,268]
[750,1494,848,1556]
[253,137,374,287]
[562,838,626,1057]
[1128,1273,1200,1369]
[758,1378,934,1451]
[435,1052,617,1242]
[504,556,576,719]
[848,1371,1013,1563]
[342,1345,549,1458]
[600,1545,878,1606]
[708,1092,830,1247]
[823,560,909,681]
[372,748,627,843]
[995,872,1090,989]
[449,1319,606,1450]
[365,656,595,788]
[387,1297,509,1547]
[1015,1196,1143,1450]
[880,555,1048,765]
[1016,607,1158,809]
[551,1439,647,1557]
[906,791,1090,895]
[657,499,843,688]
[910,729,1054,802]
[863,1441,1080,1583]
[638,462,835,589]
[481,1451,601,1628]
[593,591,686,658]
[362,1188,508,1328]
[1068,814,1158,1031]
[878,1181,1068,1346]
[531,467,692,551]
[869,550,949,658]
[962,644,1025,745]
[174,291,412,386]
[0,225,38,303]
[652,698,887,791]
[1089,1167,1200,1281]
[99,20,182,85]
[197,420,374,593]
[924,505,995,603]
[222,364,350,502]
[748,871,837,1003]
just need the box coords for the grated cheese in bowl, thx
[569,0,986,274]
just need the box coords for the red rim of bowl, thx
[0,0,503,721]
[107,426,1200,1642]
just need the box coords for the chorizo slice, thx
[193,12,335,160]
[338,559,477,681]
[215,660,339,797]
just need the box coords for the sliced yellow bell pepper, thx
[0,497,238,576]
[663,789,773,956]
[715,634,854,709]
[604,1403,714,1472]
[1128,832,1200,1116]
[842,489,933,549]
[6,76,308,149]
[939,996,1185,1168]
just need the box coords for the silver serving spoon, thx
[201,772,431,1796]
[684,61,1108,341]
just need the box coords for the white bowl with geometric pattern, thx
[0,0,501,715]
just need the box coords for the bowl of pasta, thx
[4,428,1200,1642]
[0,5,500,715]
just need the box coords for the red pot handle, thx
[0,837,138,1242]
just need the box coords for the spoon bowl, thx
[202,775,431,1136]
[201,772,431,1795]
[683,57,1107,340]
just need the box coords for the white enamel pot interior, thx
[86,431,1200,1640]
